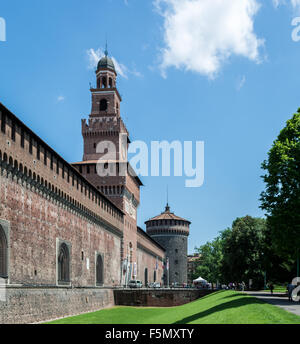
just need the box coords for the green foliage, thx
[260,110,300,261]
[46,291,300,324]
[194,236,224,283]
[194,216,267,288]
[221,216,267,289]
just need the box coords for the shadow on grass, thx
[246,292,288,298]
[183,290,226,304]
[221,292,253,299]
[173,294,265,324]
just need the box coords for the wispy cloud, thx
[272,0,300,14]
[56,96,65,102]
[236,75,246,91]
[87,48,102,70]
[86,48,143,79]
[154,0,264,79]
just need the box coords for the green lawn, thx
[46,290,300,324]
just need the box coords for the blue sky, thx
[1,0,300,253]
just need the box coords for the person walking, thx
[241,281,245,292]
[269,282,274,295]
[287,283,295,302]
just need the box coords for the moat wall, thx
[0,286,114,324]
[114,288,214,307]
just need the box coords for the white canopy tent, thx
[193,277,208,284]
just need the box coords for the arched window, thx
[109,78,113,88]
[144,268,148,286]
[58,243,70,283]
[153,270,157,283]
[0,226,8,278]
[96,254,104,285]
[97,78,100,89]
[102,77,107,88]
[100,99,108,111]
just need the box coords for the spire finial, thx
[105,38,108,57]
[167,185,169,205]
[165,186,170,212]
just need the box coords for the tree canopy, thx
[221,216,266,289]
[260,110,300,261]
[195,216,267,288]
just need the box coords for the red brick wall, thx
[0,105,123,287]
[114,289,214,307]
[0,171,122,287]
[136,229,165,285]
[0,286,115,324]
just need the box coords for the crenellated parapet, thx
[145,205,190,286]
[81,117,129,138]
[0,103,124,232]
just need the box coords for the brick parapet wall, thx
[0,169,122,287]
[0,286,114,324]
[114,289,214,307]
[0,103,124,232]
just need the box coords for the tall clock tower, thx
[72,48,142,285]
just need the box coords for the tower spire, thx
[165,186,170,212]
[105,39,108,57]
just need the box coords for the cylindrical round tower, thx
[145,204,190,286]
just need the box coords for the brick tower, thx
[145,204,190,286]
[72,48,142,285]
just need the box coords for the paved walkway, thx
[245,291,300,317]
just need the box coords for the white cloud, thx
[272,0,300,13]
[154,0,264,78]
[57,96,65,102]
[291,0,300,13]
[87,48,102,70]
[111,57,129,78]
[236,75,246,91]
[87,48,128,78]
[272,0,283,8]
[86,48,142,79]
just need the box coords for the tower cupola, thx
[97,49,116,72]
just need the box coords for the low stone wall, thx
[114,288,214,307]
[0,286,114,324]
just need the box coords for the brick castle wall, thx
[0,171,121,286]
[114,289,214,307]
[0,286,114,324]
[0,103,168,323]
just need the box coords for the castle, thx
[0,50,190,323]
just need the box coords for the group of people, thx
[228,282,246,291]
[267,282,300,302]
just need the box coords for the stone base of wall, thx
[0,286,114,324]
[114,288,214,307]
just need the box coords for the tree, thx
[221,216,267,289]
[260,110,300,275]
[194,236,224,285]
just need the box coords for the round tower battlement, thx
[145,205,191,286]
